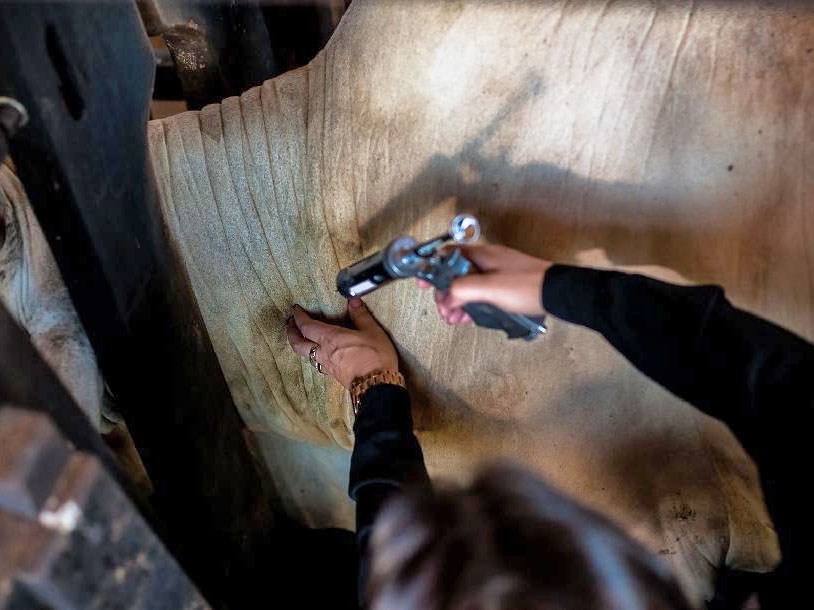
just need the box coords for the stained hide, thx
[147,1,814,604]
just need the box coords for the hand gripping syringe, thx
[336,215,546,340]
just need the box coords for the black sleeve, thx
[542,264,814,599]
[349,383,429,607]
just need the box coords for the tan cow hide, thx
[0,163,104,429]
[147,1,813,604]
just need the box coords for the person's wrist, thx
[536,264,551,316]
[350,369,405,417]
[347,358,398,387]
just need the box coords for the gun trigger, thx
[414,247,472,292]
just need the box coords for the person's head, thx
[368,464,692,610]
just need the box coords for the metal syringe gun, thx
[336,215,546,341]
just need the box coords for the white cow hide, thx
[145,1,814,604]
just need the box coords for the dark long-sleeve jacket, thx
[349,264,813,607]
[349,383,429,606]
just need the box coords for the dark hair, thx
[368,464,692,610]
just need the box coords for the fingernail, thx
[349,298,361,309]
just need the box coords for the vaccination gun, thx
[336,215,546,341]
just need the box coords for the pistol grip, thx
[462,302,546,341]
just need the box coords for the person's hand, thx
[418,244,552,324]
[286,298,399,389]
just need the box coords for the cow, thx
[143,0,814,604]
[1,162,104,428]
[1,162,153,497]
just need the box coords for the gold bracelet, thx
[350,370,405,417]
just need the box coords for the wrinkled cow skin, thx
[33,1,808,605]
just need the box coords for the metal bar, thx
[0,3,276,606]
